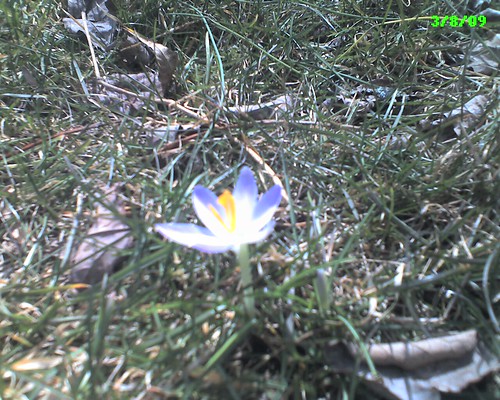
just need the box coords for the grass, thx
[1,0,498,398]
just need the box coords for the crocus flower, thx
[155,167,282,254]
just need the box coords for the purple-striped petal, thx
[154,223,233,253]
[251,185,282,231]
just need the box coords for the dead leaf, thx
[63,0,178,116]
[67,0,108,20]
[481,8,500,22]
[421,94,490,136]
[325,331,499,400]
[327,82,397,118]
[121,27,178,94]
[468,0,491,9]
[118,34,156,67]
[94,34,177,112]
[63,0,117,49]
[147,123,201,145]
[468,34,500,75]
[227,94,296,120]
[155,44,178,94]
[69,185,133,285]
[92,72,164,114]
[347,329,477,370]
[444,94,490,135]
[444,95,490,120]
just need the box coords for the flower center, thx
[210,190,237,232]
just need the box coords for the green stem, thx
[238,244,255,317]
[315,268,330,316]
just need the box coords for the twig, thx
[81,12,100,79]
[60,192,85,272]
[96,80,208,121]
[234,134,289,203]
[3,123,104,159]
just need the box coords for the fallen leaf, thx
[468,34,500,75]
[481,8,500,22]
[93,72,164,114]
[347,329,477,370]
[421,94,491,136]
[63,0,178,119]
[122,27,178,94]
[67,0,108,20]
[227,94,296,120]
[118,34,156,67]
[63,0,117,49]
[325,330,499,400]
[444,94,490,135]
[147,123,201,145]
[69,185,133,285]
[468,0,491,9]
[94,35,177,112]
[155,44,178,94]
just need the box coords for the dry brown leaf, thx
[325,331,499,400]
[468,33,500,75]
[443,95,490,120]
[64,0,178,107]
[422,94,491,136]
[93,72,165,114]
[481,8,500,22]
[122,27,178,94]
[348,330,477,370]
[118,34,156,66]
[69,185,133,285]
[227,94,296,120]
[444,94,490,135]
[155,43,178,94]
[94,32,178,113]
[63,0,117,49]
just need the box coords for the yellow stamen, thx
[209,190,237,232]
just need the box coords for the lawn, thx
[0,0,498,399]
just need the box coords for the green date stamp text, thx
[431,15,487,28]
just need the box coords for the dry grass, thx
[1,0,498,398]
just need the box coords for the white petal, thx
[192,186,231,236]
[237,221,277,245]
[233,167,258,230]
[251,185,282,231]
[154,223,232,253]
